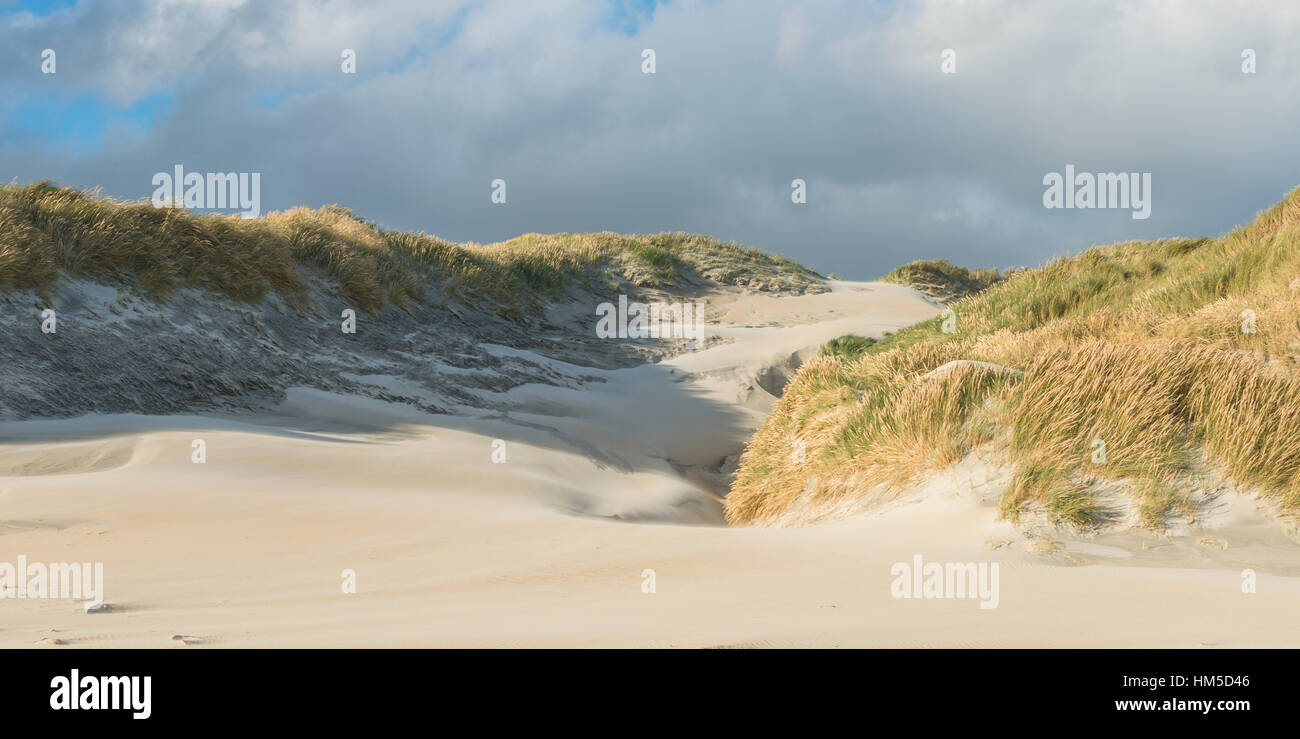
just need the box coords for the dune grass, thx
[818,334,878,362]
[881,257,1008,303]
[0,181,823,315]
[728,185,1300,528]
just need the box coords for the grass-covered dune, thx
[728,186,1300,528]
[0,181,823,315]
[881,257,1007,303]
[0,181,828,421]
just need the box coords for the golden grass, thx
[881,257,1008,303]
[0,181,823,315]
[727,185,1300,528]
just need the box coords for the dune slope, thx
[730,186,1300,532]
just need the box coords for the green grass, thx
[728,185,1300,528]
[0,181,825,315]
[881,258,1008,303]
[819,334,877,361]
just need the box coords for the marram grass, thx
[728,185,1300,528]
[881,257,1008,303]
[0,181,823,315]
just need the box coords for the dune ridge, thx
[0,182,824,421]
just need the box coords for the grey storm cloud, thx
[3,0,1300,278]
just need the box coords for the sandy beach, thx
[2,280,1297,648]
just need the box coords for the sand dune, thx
[2,281,1297,648]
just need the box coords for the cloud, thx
[2,0,1299,278]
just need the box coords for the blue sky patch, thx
[602,0,666,36]
[0,0,78,17]
[4,88,174,152]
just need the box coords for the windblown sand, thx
[2,281,1297,647]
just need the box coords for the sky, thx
[2,0,1299,278]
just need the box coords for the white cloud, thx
[3,0,1300,277]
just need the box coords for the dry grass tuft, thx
[728,184,1300,527]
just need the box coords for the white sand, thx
[2,281,1297,648]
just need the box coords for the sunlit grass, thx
[0,181,824,316]
[728,185,1300,527]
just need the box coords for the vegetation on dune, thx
[0,181,824,315]
[881,257,1008,303]
[818,334,878,362]
[728,185,1300,528]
